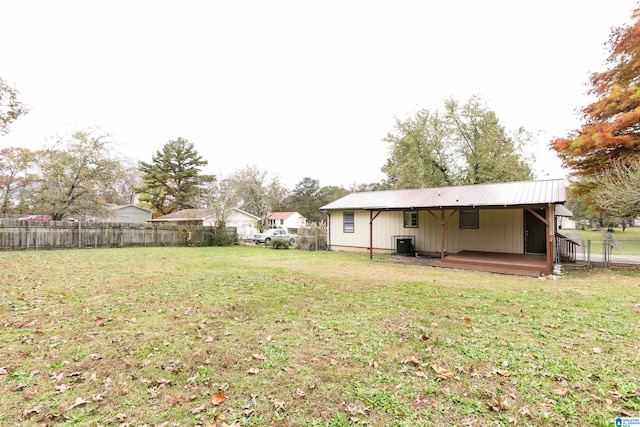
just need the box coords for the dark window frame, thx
[403,211,418,228]
[459,209,479,229]
[343,212,355,233]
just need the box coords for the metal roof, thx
[320,179,567,210]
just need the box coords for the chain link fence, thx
[556,232,640,268]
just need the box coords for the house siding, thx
[108,206,151,223]
[329,208,525,255]
[226,210,259,239]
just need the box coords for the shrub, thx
[270,237,290,249]
[211,222,238,246]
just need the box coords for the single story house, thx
[266,211,307,231]
[149,208,260,240]
[320,179,568,277]
[86,204,152,223]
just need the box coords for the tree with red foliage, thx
[551,8,640,178]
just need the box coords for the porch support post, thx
[428,209,456,259]
[526,207,553,275]
[440,210,445,259]
[546,204,554,275]
[369,210,381,260]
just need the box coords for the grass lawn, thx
[1,246,639,426]
[563,227,640,255]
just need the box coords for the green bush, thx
[270,237,290,249]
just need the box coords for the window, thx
[343,212,354,233]
[459,210,479,229]
[403,211,418,228]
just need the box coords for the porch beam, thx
[526,208,548,226]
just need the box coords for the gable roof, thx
[320,179,566,211]
[149,208,215,222]
[149,207,260,222]
[267,211,306,220]
[105,204,152,213]
[228,208,260,220]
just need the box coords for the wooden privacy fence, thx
[0,220,222,250]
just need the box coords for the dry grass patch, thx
[1,246,639,426]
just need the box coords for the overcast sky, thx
[2,1,638,188]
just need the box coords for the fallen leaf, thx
[415,369,425,377]
[462,317,471,322]
[296,388,306,397]
[104,413,127,423]
[406,356,420,366]
[429,362,454,379]
[247,368,260,375]
[210,391,226,406]
[22,403,43,418]
[142,359,152,367]
[592,347,603,354]
[486,396,509,412]
[252,353,266,360]
[553,388,569,396]
[66,396,89,412]
[494,369,511,377]
[421,334,430,341]
[519,406,532,417]
[191,403,207,414]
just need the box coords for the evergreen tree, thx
[137,138,209,216]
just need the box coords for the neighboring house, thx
[555,204,575,230]
[266,212,307,230]
[90,204,152,223]
[320,179,568,277]
[149,208,259,240]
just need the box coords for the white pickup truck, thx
[253,229,298,245]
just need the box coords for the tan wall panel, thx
[329,208,526,255]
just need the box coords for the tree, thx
[382,96,532,189]
[591,159,640,225]
[0,78,29,136]
[382,107,454,189]
[137,138,209,216]
[101,159,141,206]
[445,97,533,185]
[282,178,350,223]
[551,8,640,179]
[223,166,288,227]
[283,177,322,222]
[34,131,120,220]
[0,147,37,215]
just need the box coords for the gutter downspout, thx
[369,210,382,260]
[324,211,331,250]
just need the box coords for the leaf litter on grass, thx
[1,247,639,425]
